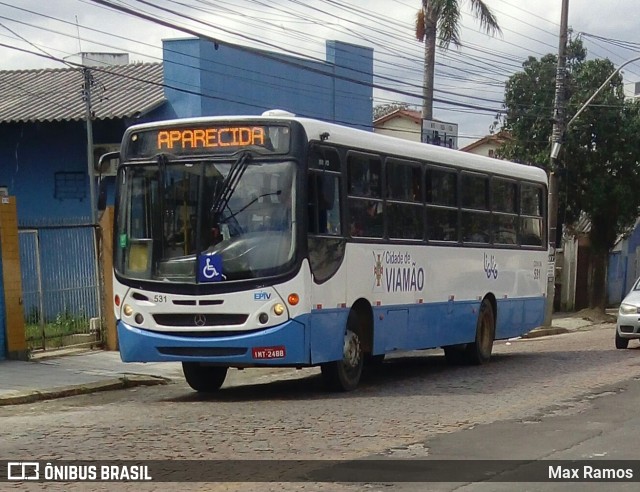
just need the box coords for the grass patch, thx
[25,312,93,349]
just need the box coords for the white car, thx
[616,280,640,349]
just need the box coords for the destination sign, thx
[157,127,266,150]
[124,124,290,159]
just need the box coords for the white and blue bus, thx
[105,111,548,392]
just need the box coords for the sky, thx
[1,0,639,147]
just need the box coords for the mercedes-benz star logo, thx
[194,314,207,326]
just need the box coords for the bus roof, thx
[124,115,548,184]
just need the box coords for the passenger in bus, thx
[350,200,382,237]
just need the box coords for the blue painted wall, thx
[608,221,640,305]
[0,120,124,326]
[159,38,373,129]
[0,120,126,226]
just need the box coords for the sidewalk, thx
[0,313,616,406]
[0,350,182,406]
[523,308,617,338]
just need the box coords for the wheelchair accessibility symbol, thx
[197,254,224,283]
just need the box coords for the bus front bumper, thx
[117,319,310,366]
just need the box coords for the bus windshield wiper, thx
[210,152,252,221]
[222,190,281,223]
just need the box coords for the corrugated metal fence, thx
[19,224,103,351]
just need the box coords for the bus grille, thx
[158,347,247,357]
[144,328,268,338]
[152,313,248,327]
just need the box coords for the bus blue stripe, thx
[117,296,545,365]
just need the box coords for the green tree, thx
[415,0,501,121]
[497,40,640,309]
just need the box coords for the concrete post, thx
[0,196,27,360]
[99,206,117,350]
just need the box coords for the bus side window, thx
[348,198,383,238]
[492,178,518,245]
[520,184,544,246]
[347,152,383,238]
[426,167,458,242]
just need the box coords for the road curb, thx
[0,375,170,407]
[522,327,571,339]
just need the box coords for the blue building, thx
[0,38,374,355]
[158,38,373,128]
[608,219,640,306]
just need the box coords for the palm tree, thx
[415,0,501,122]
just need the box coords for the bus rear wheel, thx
[465,298,495,365]
[321,321,363,392]
[444,299,495,365]
[182,363,228,392]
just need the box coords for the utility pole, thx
[83,67,97,225]
[543,0,570,327]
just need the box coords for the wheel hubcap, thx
[343,330,361,369]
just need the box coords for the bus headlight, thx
[273,303,285,316]
[123,304,133,317]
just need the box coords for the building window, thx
[54,172,86,200]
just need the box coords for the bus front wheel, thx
[321,322,363,391]
[182,363,228,392]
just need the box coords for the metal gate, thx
[19,225,103,352]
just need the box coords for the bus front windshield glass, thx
[115,158,296,283]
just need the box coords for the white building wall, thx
[374,118,421,142]
[560,239,578,310]
[464,142,498,158]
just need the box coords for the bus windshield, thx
[115,157,296,283]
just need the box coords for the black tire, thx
[365,354,385,366]
[443,344,468,365]
[182,363,228,392]
[321,313,364,391]
[615,330,630,349]
[363,354,385,376]
[465,299,496,365]
[444,299,495,365]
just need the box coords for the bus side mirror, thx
[96,151,119,211]
[96,151,120,174]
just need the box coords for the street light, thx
[565,54,640,131]
[546,54,640,322]
[549,54,640,182]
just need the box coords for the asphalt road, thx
[1,323,639,492]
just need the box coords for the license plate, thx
[252,346,286,359]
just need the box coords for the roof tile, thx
[0,63,165,123]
